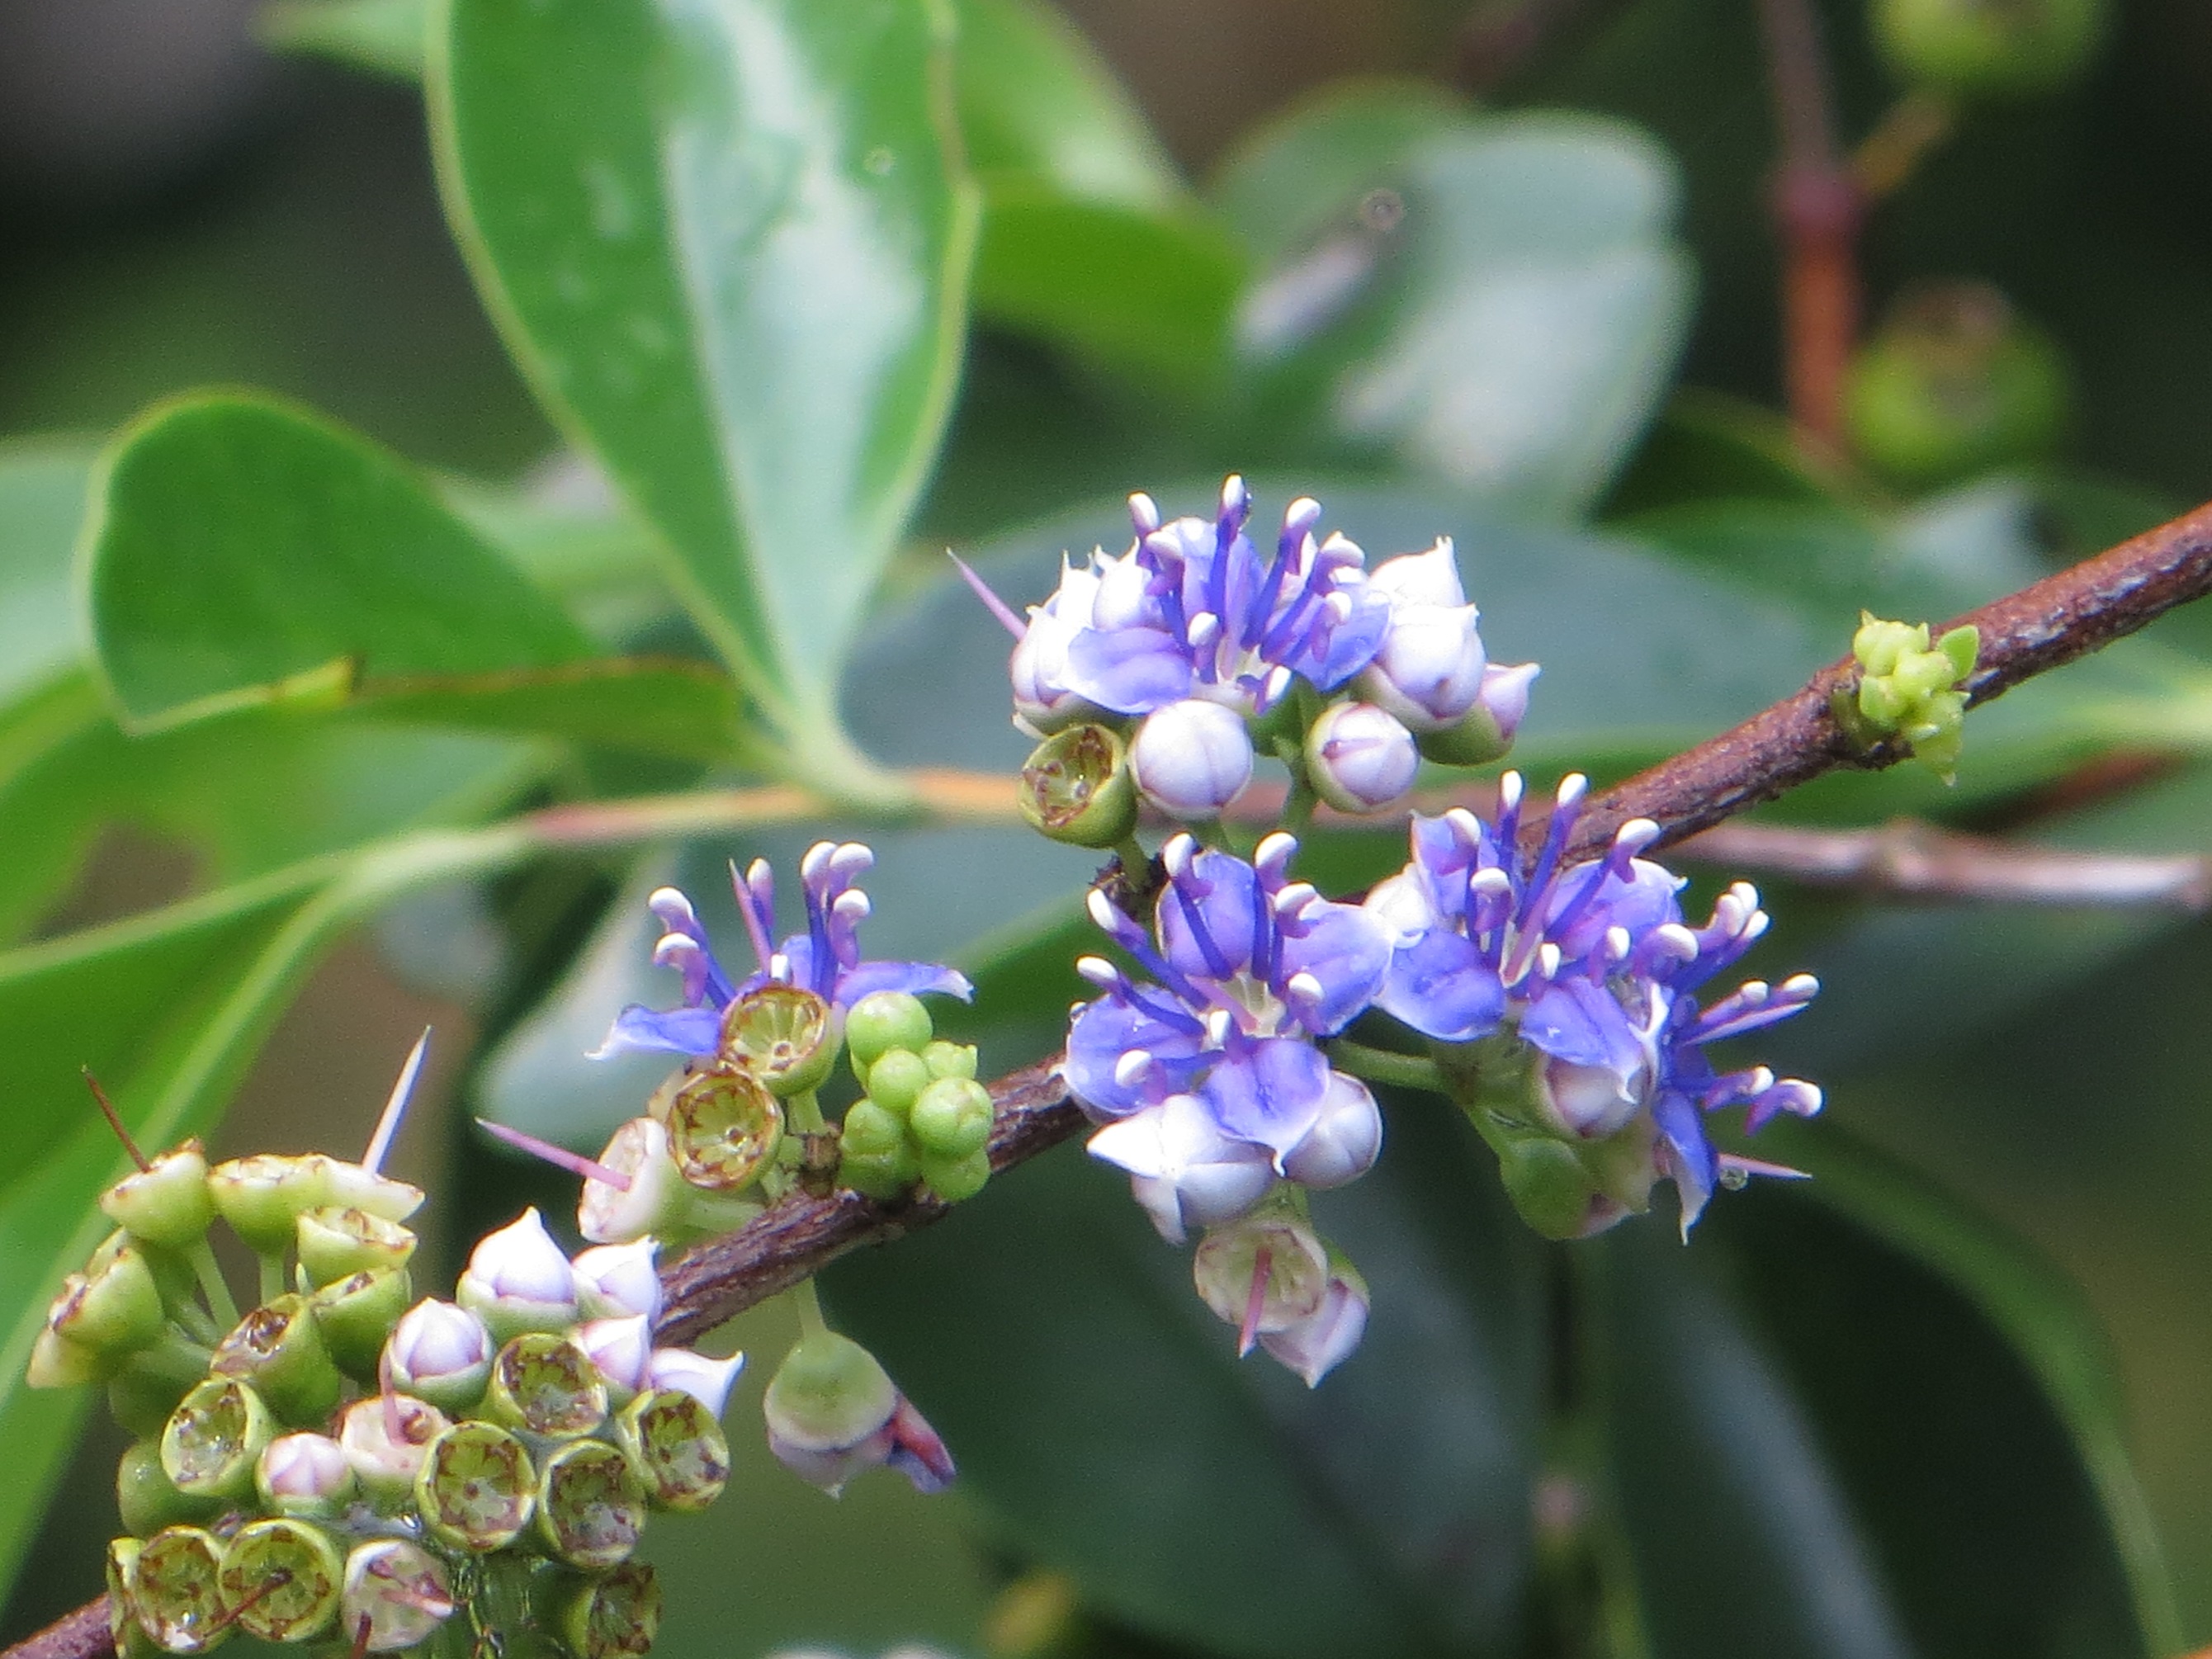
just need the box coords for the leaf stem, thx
[789,1274,828,1340]
[189,1240,239,1333]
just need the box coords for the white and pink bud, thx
[1130,698,1254,820]
[256,1431,357,1516]
[1279,1071,1383,1189]
[1085,1095,1274,1245]
[645,1346,747,1420]
[1303,702,1420,814]
[458,1208,578,1340]
[1259,1255,1370,1387]
[577,1316,654,1403]
[382,1300,494,1412]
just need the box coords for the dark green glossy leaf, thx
[87,395,744,759]
[827,1094,1546,1659]
[1214,89,1692,521]
[259,0,428,78]
[1603,389,1879,518]
[1603,1141,2169,1659]
[432,0,980,754]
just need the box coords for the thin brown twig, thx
[17,500,2212,1659]
[1676,819,2212,910]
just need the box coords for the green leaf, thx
[0,440,95,709]
[1601,1147,2169,1658]
[974,187,1245,395]
[85,395,744,760]
[430,0,981,763]
[952,0,1180,210]
[826,1094,1547,1659]
[259,0,428,78]
[1602,389,1878,518]
[1214,89,1693,521]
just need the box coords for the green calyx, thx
[52,1241,167,1358]
[110,1332,220,1439]
[1019,723,1139,848]
[666,1066,785,1193]
[486,1333,609,1439]
[416,1421,538,1552]
[214,1519,345,1643]
[763,1331,899,1453]
[617,1388,730,1512]
[717,983,841,1097]
[206,1156,330,1256]
[308,1267,413,1380]
[1443,1035,1659,1240]
[102,1142,218,1250]
[537,1439,649,1570]
[295,1206,417,1288]
[117,1440,222,1538]
[210,1296,344,1426]
[557,1561,662,1659]
[129,1525,229,1653]
[1832,611,1979,782]
[162,1378,276,1503]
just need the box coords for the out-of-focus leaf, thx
[259,0,428,78]
[828,1093,1546,1659]
[432,0,980,765]
[1603,1146,2168,1659]
[1603,389,1877,517]
[1215,89,1692,521]
[86,395,744,760]
[974,188,1245,395]
[952,0,1179,210]
[0,442,93,709]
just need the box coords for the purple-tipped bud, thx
[458,1208,578,1340]
[578,1316,653,1403]
[1259,1255,1369,1386]
[1085,1095,1275,1245]
[256,1432,357,1517]
[1129,698,1254,820]
[383,1300,494,1413]
[1303,702,1420,814]
[1279,1072,1383,1189]
[337,1393,451,1505]
[342,1539,456,1653]
[1416,659,1539,766]
[764,1330,954,1496]
[573,1240,663,1323]
[645,1346,747,1420]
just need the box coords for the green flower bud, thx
[340,1539,456,1654]
[130,1527,229,1654]
[718,983,839,1097]
[1019,724,1139,848]
[617,1387,730,1512]
[484,1333,607,1439]
[25,1323,106,1388]
[536,1439,648,1570]
[910,1077,993,1160]
[118,1439,221,1538]
[1873,0,2104,99]
[845,992,932,1071]
[1832,610,1979,782]
[210,1296,343,1426]
[109,1332,220,1439]
[921,1041,978,1082]
[206,1156,328,1256]
[1845,282,2068,489]
[308,1269,413,1381]
[215,1519,345,1643]
[415,1421,537,1553]
[1192,1216,1331,1340]
[861,1048,932,1118]
[102,1141,217,1250]
[919,1147,991,1205]
[763,1331,898,1463]
[162,1378,274,1503]
[336,1394,450,1508]
[49,1242,164,1357]
[255,1432,358,1519]
[555,1561,660,1659]
[295,1207,416,1289]
[666,1066,784,1193]
[835,1104,919,1201]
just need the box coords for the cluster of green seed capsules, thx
[30,1048,742,1659]
[546,989,995,1248]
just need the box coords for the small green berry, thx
[863,1048,933,1117]
[846,992,933,1069]
[910,1077,993,1160]
[920,1146,991,1204]
[922,1040,978,1082]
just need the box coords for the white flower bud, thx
[1279,1072,1383,1189]
[1010,560,1103,736]
[1538,1056,1647,1140]
[1303,702,1419,814]
[647,1347,748,1420]
[1476,660,1537,743]
[579,1118,688,1245]
[1086,1096,1274,1245]
[1259,1260,1369,1387]
[1367,538,1466,607]
[573,1239,664,1323]
[578,1316,654,1402]
[1355,603,1486,732]
[458,1208,578,1340]
[256,1432,357,1515]
[1129,698,1254,820]
[382,1300,494,1411]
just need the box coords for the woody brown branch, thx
[18,498,2212,1659]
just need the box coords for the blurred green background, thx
[8,0,2212,1652]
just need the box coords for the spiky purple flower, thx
[593,842,971,1063]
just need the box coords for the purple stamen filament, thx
[475,1119,633,1192]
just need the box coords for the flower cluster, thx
[968,477,1535,829]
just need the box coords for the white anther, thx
[1781,1080,1823,1114]
[1781,974,1819,998]
[1187,612,1222,651]
[1075,956,1119,988]
[1499,773,1525,811]
[646,888,698,930]
[1536,942,1562,981]
[1128,492,1161,533]
[651,934,702,970]
[1254,832,1298,878]
[1161,833,1198,879]
[1653,923,1699,961]
[1204,1009,1234,1047]
[1444,807,1485,847]
[1114,1051,1153,1089]
[1220,474,1249,515]
[1555,773,1589,809]
[1272,881,1319,919]
[1284,971,1325,1009]
[800,841,835,883]
[833,890,871,924]
[1604,925,1631,962]
[1283,497,1322,536]
[1324,590,1354,624]
[831,842,875,878]
[1613,818,1661,855]
[1737,981,1771,1004]
[1742,911,1771,944]
[744,858,773,898]
[1260,665,1294,709]
[1469,867,1514,900]
[768,951,791,980]
[1086,889,1122,932]
[1744,1066,1776,1094]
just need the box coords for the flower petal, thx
[1376,929,1504,1042]
[1065,626,1193,715]
[588,1004,722,1061]
[1277,903,1393,1034]
[1200,1037,1333,1160]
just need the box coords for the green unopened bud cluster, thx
[1832,612,1978,782]
[838,993,994,1204]
[34,1123,738,1658]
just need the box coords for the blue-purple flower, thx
[593,843,971,1063]
[1065,833,1392,1165]
[1365,773,1821,1233]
